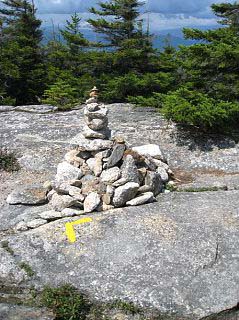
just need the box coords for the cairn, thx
[48,87,173,214]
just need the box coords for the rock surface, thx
[0,191,238,320]
[0,103,239,319]
[6,185,47,205]
[0,304,54,320]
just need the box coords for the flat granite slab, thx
[1,191,238,320]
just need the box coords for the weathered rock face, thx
[0,191,239,320]
[0,102,239,319]
[6,185,47,205]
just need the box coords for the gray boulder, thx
[145,171,164,196]
[84,192,101,213]
[106,144,125,168]
[126,192,155,206]
[101,167,121,184]
[113,182,139,207]
[7,185,47,205]
[55,161,83,183]
[132,144,164,160]
[121,155,139,184]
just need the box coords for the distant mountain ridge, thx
[41,26,200,48]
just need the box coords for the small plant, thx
[41,284,90,320]
[19,262,35,277]
[0,148,20,172]
[111,300,141,315]
[1,240,14,255]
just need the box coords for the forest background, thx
[0,0,238,132]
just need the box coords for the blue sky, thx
[35,0,235,33]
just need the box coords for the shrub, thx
[128,93,164,108]
[42,80,79,110]
[161,88,239,131]
[41,284,90,320]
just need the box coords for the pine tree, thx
[0,0,45,105]
[211,2,239,30]
[88,0,155,74]
[88,0,150,48]
[60,13,89,55]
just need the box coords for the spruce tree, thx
[0,0,45,105]
[88,0,155,74]
[60,13,89,55]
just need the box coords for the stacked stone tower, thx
[48,87,172,214]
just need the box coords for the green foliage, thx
[19,262,35,277]
[41,284,90,320]
[1,240,14,255]
[0,0,46,105]
[128,93,164,108]
[161,88,239,131]
[111,300,141,314]
[60,13,89,55]
[0,148,20,172]
[42,80,79,110]
[100,72,174,103]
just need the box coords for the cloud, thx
[35,0,235,16]
[35,0,96,14]
[35,0,235,33]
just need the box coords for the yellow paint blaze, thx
[65,217,93,243]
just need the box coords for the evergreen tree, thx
[0,0,45,105]
[88,0,145,48]
[211,2,239,30]
[60,13,89,55]
[88,0,155,74]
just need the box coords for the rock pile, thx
[47,88,173,213]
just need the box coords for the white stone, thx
[101,167,121,184]
[157,167,169,183]
[50,193,77,212]
[56,161,83,183]
[68,186,85,202]
[71,134,113,151]
[132,144,164,160]
[113,182,139,207]
[64,150,84,166]
[152,158,169,171]
[83,126,107,139]
[126,192,155,206]
[61,208,84,216]
[27,219,48,229]
[84,192,101,213]
[86,158,96,172]
[38,210,63,220]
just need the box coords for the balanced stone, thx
[49,193,77,212]
[145,171,163,196]
[83,126,107,139]
[75,135,113,151]
[56,162,83,183]
[85,117,108,131]
[126,192,155,206]
[101,167,121,184]
[121,155,140,184]
[106,144,125,168]
[132,144,164,160]
[113,182,139,207]
[84,192,101,213]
